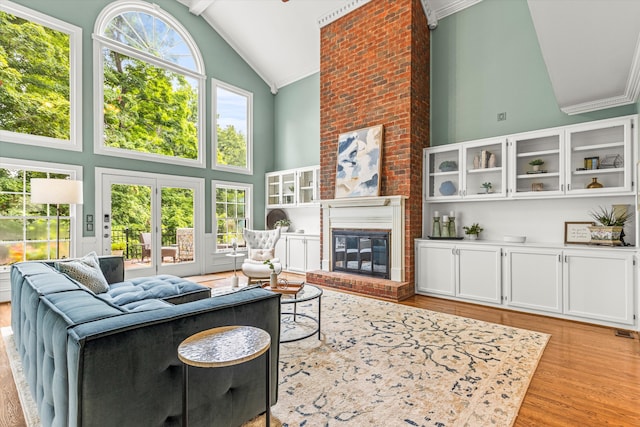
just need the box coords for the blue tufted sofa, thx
[10,256,281,427]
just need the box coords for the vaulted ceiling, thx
[176,0,640,115]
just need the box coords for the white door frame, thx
[95,167,205,278]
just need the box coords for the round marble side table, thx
[178,325,272,426]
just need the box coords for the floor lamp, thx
[30,178,83,260]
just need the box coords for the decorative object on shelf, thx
[266,208,287,229]
[432,211,441,237]
[438,160,457,172]
[531,182,543,191]
[584,156,599,170]
[588,205,632,246]
[599,154,623,169]
[481,182,492,194]
[504,235,526,243]
[528,158,544,172]
[439,180,456,196]
[263,258,282,286]
[564,221,595,244]
[288,185,295,193]
[463,223,483,240]
[488,153,496,168]
[274,218,291,232]
[473,155,480,169]
[335,124,383,198]
[448,210,457,237]
[586,177,603,189]
[441,215,450,238]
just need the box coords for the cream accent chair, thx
[241,228,282,284]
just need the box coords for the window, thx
[0,158,82,269]
[93,1,205,167]
[212,79,253,174]
[213,181,252,252]
[0,1,82,150]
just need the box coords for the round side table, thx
[178,325,272,426]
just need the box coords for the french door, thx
[97,169,204,278]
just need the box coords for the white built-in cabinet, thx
[275,233,320,273]
[419,115,639,330]
[266,166,319,208]
[415,241,501,305]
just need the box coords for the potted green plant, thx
[463,223,483,240]
[481,182,492,194]
[528,158,544,172]
[274,219,291,232]
[588,206,632,246]
[263,259,282,286]
[111,241,126,256]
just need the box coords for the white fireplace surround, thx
[320,195,407,282]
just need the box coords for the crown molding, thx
[434,0,482,20]
[317,0,372,28]
[420,0,438,30]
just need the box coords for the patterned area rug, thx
[248,289,550,427]
[4,289,549,427]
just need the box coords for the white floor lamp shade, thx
[30,178,83,259]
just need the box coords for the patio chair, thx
[139,232,178,263]
[176,228,194,261]
[241,228,282,284]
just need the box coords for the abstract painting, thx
[335,124,383,198]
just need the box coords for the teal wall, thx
[430,0,637,145]
[0,0,275,233]
[273,73,320,170]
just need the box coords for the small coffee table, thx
[278,283,323,343]
[178,325,272,426]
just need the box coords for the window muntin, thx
[213,181,251,252]
[94,1,205,167]
[213,80,253,174]
[0,1,82,150]
[0,158,82,269]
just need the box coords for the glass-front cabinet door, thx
[566,117,633,194]
[461,138,507,199]
[509,129,564,197]
[424,145,462,200]
[266,173,281,207]
[297,166,318,205]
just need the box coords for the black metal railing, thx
[111,226,179,260]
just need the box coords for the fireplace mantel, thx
[320,195,407,281]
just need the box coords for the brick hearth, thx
[314,0,430,299]
[306,270,413,302]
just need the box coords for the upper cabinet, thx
[425,138,507,200]
[426,115,636,202]
[266,166,319,208]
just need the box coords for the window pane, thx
[214,183,249,252]
[102,48,199,160]
[216,86,248,168]
[0,10,71,140]
[0,219,23,241]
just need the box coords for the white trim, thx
[420,0,438,30]
[0,157,83,267]
[317,0,372,28]
[211,79,254,175]
[433,0,483,20]
[92,0,206,168]
[0,1,82,151]
[212,180,253,253]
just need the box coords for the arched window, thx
[93,0,205,167]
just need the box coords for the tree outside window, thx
[213,80,252,174]
[214,182,250,252]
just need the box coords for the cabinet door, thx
[509,129,565,197]
[505,248,562,313]
[306,236,320,271]
[297,167,319,205]
[266,173,281,207]
[275,237,287,268]
[565,117,633,194]
[462,138,507,199]
[456,245,502,304]
[281,171,297,206]
[424,146,462,200]
[415,242,456,296]
[287,235,306,273]
[563,250,635,325]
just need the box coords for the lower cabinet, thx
[417,239,637,328]
[415,241,502,305]
[276,234,320,273]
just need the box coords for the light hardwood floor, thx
[1,274,639,426]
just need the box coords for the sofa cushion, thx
[120,299,172,312]
[99,275,210,306]
[56,252,109,294]
[249,248,275,261]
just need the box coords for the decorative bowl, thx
[504,235,526,243]
[439,180,457,196]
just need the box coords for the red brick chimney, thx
[310,0,429,301]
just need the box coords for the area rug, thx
[4,289,549,427]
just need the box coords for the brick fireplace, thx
[306,0,430,301]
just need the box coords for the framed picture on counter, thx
[564,221,594,244]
